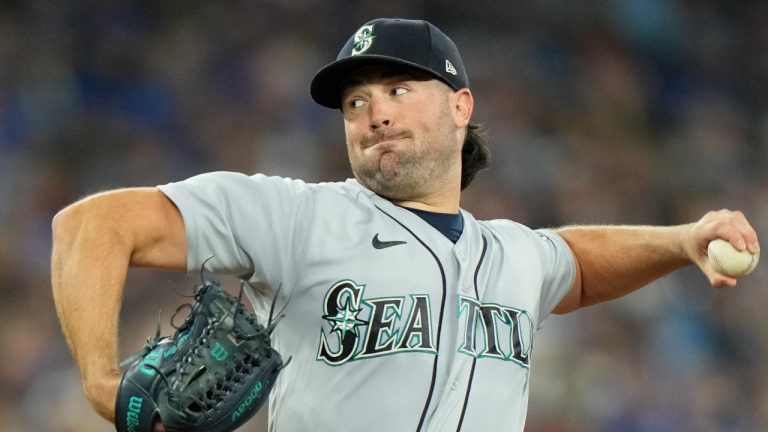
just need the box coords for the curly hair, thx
[460,123,490,190]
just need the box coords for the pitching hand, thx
[684,209,760,287]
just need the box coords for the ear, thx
[451,88,473,129]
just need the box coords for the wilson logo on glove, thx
[125,396,143,432]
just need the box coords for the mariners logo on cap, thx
[351,24,375,56]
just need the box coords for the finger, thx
[707,269,737,288]
[698,246,739,287]
[733,216,760,253]
[709,210,759,253]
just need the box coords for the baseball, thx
[707,238,759,277]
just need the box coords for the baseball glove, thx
[114,279,288,432]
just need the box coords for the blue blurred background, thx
[1,1,767,430]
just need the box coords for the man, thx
[51,18,759,431]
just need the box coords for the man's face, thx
[341,66,468,202]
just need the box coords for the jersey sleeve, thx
[531,229,577,325]
[158,172,315,290]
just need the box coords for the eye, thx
[392,86,409,96]
[345,97,366,110]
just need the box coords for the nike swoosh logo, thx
[372,233,407,249]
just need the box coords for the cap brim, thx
[310,55,453,109]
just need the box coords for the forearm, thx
[51,198,132,421]
[51,188,187,422]
[556,224,693,309]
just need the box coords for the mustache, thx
[361,129,412,148]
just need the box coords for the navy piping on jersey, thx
[456,235,488,431]
[375,205,447,432]
[403,207,464,243]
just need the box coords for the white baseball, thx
[707,238,759,277]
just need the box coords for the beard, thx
[349,128,460,201]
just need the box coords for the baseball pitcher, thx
[51,18,760,432]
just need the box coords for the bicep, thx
[56,187,187,271]
[551,234,583,315]
[127,188,187,270]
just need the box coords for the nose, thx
[368,95,392,131]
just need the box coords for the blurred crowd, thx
[1,0,767,431]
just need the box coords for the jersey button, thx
[450,379,459,390]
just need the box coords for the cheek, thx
[343,122,364,164]
[412,107,445,141]
[344,120,364,146]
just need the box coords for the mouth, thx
[363,133,410,150]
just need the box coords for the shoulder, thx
[476,218,538,240]
[159,173,377,211]
[162,171,311,191]
[475,218,568,252]
[159,172,358,198]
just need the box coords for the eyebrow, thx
[341,67,432,94]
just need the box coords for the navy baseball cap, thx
[310,18,469,109]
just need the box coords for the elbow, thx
[51,203,90,286]
[52,206,73,246]
[51,202,85,247]
[51,204,84,302]
[51,197,111,251]
[51,206,71,238]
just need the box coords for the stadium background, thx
[1,1,767,430]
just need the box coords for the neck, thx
[391,190,461,214]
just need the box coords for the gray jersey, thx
[159,172,576,432]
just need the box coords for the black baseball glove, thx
[115,279,288,432]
